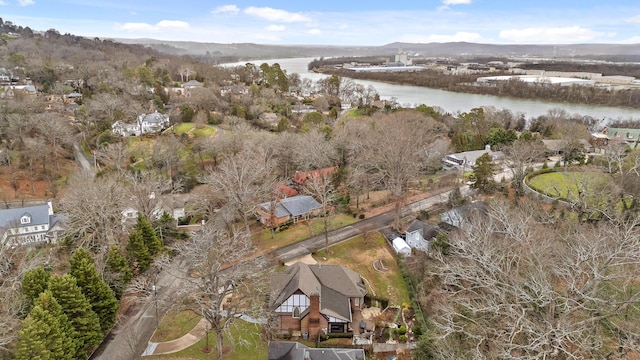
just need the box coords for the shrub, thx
[358,214,365,219]
[413,326,422,337]
[399,335,408,343]
[399,325,407,335]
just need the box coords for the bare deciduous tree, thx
[202,149,275,233]
[501,138,547,195]
[58,171,126,248]
[303,172,336,253]
[425,199,640,358]
[167,221,267,360]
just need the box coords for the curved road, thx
[90,187,457,360]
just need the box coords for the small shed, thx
[392,237,411,257]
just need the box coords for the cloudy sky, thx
[2,0,640,45]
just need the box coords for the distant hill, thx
[116,38,640,62]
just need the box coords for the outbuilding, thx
[392,237,411,257]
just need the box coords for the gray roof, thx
[406,219,440,240]
[140,111,167,124]
[268,341,365,360]
[260,195,322,218]
[0,204,50,229]
[270,262,367,321]
[441,201,488,228]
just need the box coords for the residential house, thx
[182,80,203,90]
[256,195,322,227]
[595,127,640,148]
[111,111,170,137]
[292,167,338,189]
[542,139,591,156]
[220,84,249,97]
[0,201,66,247]
[270,262,368,339]
[440,201,488,229]
[442,145,503,171]
[259,112,281,128]
[404,219,441,253]
[268,341,365,360]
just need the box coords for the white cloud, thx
[211,5,239,15]
[306,29,322,35]
[115,20,190,32]
[266,25,285,32]
[626,15,640,24]
[401,32,482,43]
[442,0,471,5]
[0,1,8,5]
[18,0,34,6]
[499,26,604,43]
[244,7,311,23]
[438,0,471,11]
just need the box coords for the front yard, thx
[314,233,411,306]
[252,214,358,254]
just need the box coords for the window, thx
[292,306,300,318]
[20,215,31,224]
[355,297,360,307]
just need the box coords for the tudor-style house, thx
[270,262,367,339]
[0,201,65,247]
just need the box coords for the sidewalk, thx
[142,318,208,356]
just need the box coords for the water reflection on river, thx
[222,57,639,122]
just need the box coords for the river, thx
[222,57,640,122]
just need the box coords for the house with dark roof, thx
[404,219,441,253]
[440,201,488,228]
[270,262,367,339]
[0,201,66,247]
[268,341,365,360]
[257,195,322,227]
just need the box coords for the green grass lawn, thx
[151,309,201,343]
[314,233,411,306]
[527,171,610,201]
[148,320,266,360]
[253,214,357,254]
[167,123,217,137]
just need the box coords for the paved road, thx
[91,187,456,360]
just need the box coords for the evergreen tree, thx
[69,248,119,333]
[105,245,133,299]
[21,266,50,309]
[14,291,75,360]
[136,214,162,256]
[127,230,151,272]
[471,152,496,193]
[48,274,102,358]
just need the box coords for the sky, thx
[2,0,640,45]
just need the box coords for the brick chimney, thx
[308,294,320,339]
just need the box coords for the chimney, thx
[308,294,321,339]
[47,200,54,216]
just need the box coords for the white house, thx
[392,237,412,257]
[405,219,441,253]
[112,111,170,137]
[0,201,66,247]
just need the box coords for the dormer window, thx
[20,215,31,224]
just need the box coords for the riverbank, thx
[317,67,640,111]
